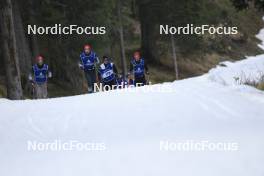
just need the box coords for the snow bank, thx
[256,16,264,50]
[207,55,264,86]
[207,19,264,86]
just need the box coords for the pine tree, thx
[0,0,23,99]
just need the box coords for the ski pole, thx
[31,82,35,99]
[146,73,150,85]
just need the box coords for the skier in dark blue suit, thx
[29,55,52,99]
[79,44,99,93]
[129,51,149,86]
[98,56,118,91]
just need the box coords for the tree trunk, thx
[138,2,156,64]
[13,0,32,75]
[170,35,179,80]
[117,0,127,77]
[0,0,23,100]
[29,0,39,59]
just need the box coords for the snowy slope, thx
[1,29,264,176]
[1,59,264,176]
[256,17,264,50]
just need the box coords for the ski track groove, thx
[184,82,240,119]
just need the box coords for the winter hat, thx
[133,51,141,58]
[84,44,92,50]
[36,55,44,62]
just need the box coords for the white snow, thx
[256,17,264,50]
[208,55,264,86]
[1,25,264,176]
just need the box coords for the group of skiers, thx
[29,44,149,99]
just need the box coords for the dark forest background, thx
[0,0,264,99]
